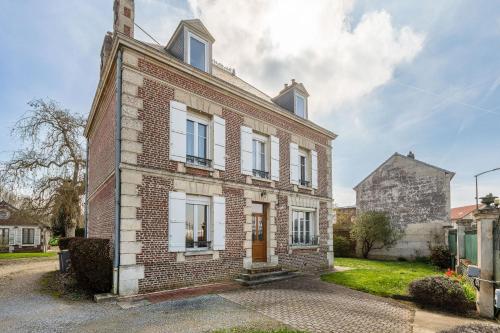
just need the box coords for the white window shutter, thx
[289,142,299,184]
[168,191,186,252]
[34,228,40,246]
[169,100,187,162]
[270,135,280,181]
[311,150,318,189]
[213,115,226,171]
[212,196,226,250]
[240,126,253,175]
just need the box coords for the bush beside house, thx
[409,276,474,314]
[67,238,112,293]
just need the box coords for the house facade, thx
[85,0,336,296]
[354,152,454,259]
[0,200,45,252]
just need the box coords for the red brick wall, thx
[88,175,115,240]
[136,59,331,198]
[87,73,116,242]
[136,176,245,293]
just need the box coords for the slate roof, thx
[0,200,41,227]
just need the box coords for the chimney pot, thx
[291,79,296,84]
[407,151,415,159]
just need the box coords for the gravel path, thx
[0,259,284,333]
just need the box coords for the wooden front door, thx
[252,203,267,262]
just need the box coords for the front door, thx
[252,203,267,262]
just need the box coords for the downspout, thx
[113,49,123,295]
[84,140,89,238]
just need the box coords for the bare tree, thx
[0,99,86,236]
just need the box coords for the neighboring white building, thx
[0,200,46,252]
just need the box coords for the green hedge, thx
[68,238,112,293]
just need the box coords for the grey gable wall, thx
[355,154,453,259]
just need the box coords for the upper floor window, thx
[295,93,306,118]
[188,32,208,72]
[298,150,309,187]
[252,133,269,179]
[186,114,210,167]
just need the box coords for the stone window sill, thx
[185,163,214,172]
[184,249,215,256]
[298,185,313,190]
[251,176,274,183]
[290,245,319,250]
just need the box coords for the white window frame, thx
[187,31,209,72]
[291,208,317,246]
[186,113,210,165]
[294,93,307,118]
[22,227,35,245]
[186,195,211,250]
[252,133,269,178]
[298,149,309,186]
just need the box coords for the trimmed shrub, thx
[409,276,473,314]
[333,235,352,257]
[58,237,76,250]
[430,246,452,268]
[68,238,112,293]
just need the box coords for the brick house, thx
[354,152,454,259]
[85,0,336,296]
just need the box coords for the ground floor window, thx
[186,196,210,249]
[22,228,35,245]
[292,210,317,245]
[0,228,8,245]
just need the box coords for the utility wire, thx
[134,22,161,46]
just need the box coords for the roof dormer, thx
[166,19,215,74]
[272,79,309,119]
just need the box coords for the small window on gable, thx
[295,93,306,118]
[188,32,208,72]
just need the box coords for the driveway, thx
[1,259,498,332]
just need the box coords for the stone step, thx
[235,272,300,286]
[244,265,283,275]
[238,269,289,281]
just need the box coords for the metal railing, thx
[186,240,212,249]
[253,169,270,179]
[186,155,212,168]
[299,179,311,187]
[290,235,319,246]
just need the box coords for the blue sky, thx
[0,0,499,206]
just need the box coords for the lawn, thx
[0,252,57,260]
[321,257,441,297]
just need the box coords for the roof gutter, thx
[113,48,123,295]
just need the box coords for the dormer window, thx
[295,93,306,118]
[166,20,215,74]
[188,32,208,72]
[272,79,309,119]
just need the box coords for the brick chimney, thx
[100,32,113,75]
[113,0,134,38]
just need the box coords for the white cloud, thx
[187,0,425,119]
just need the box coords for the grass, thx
[321,257,441,297]
[0,252,57,260]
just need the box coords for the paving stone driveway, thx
[220,275,414,333]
